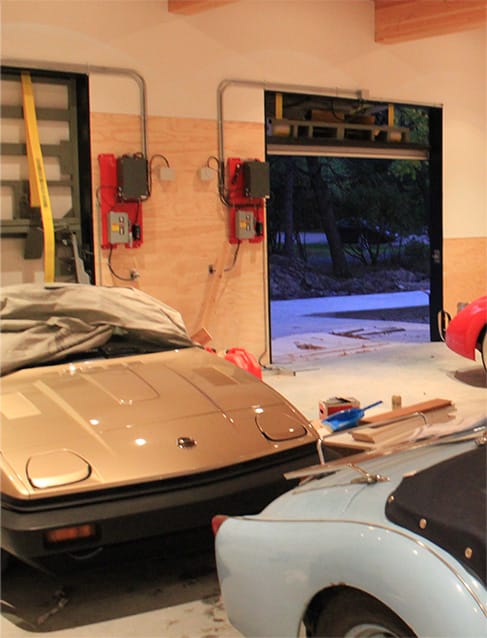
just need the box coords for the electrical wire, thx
[224,241,241,272]
[133,200,141,225]
[215,158,232,207]
[210,155,247,208]
[106,245,137,282]
[206,156,219,171]
[150,153,170,168]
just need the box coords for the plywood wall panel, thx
[443,237,487,313]
[90,112,268,361]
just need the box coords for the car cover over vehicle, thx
[1,283,194,376]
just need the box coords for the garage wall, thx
[90,111,266,350]
[2,0,486,358]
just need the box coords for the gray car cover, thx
[1,283,194,376]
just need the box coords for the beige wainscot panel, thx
[90,112,269,363]
[443,237,487,315]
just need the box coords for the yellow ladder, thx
[21,72,55,282]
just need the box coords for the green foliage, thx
[396,106,429,145]
[267,104,430,273]
[402,239,430,275]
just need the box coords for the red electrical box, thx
[98,153,144,249]
[226,157,268,244]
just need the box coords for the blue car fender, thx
[216,517,487,638]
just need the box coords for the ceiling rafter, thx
[374,0,487,44]
[167,0,237,15]
[166,1,487,44]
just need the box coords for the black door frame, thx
[0,65,94,282]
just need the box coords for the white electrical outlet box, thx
[108,211,130,244]
[159,167,175,181]
[199,166,214,181]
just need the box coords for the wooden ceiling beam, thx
[167,1,486,42]
[168,0,237,15]
[375,0,487,44]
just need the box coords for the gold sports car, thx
[1,283,319,571]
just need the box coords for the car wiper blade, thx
[99,341,163,357]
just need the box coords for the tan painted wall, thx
[2,0,486,356]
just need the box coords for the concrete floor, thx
[2,335,486,638]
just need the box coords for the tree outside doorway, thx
[266,154,431,350]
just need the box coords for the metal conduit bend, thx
[2,59,148,157]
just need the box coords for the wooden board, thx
[325,398,455,451]
[352,406,456,445]
[360,398,453,424]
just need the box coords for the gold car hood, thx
[1,347,314,498]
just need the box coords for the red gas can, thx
[224,347,262,379]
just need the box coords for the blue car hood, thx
[261,421,486,523]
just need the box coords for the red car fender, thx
[445,295,487,360]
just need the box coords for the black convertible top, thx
[385,444,486,585]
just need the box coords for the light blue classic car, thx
[214,420,487,638]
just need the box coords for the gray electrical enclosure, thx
[235,209,256,240]
[243,161,270,198]
[108,211,130,244]
[117,155,149,200]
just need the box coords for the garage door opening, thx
[264,92,443,365]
